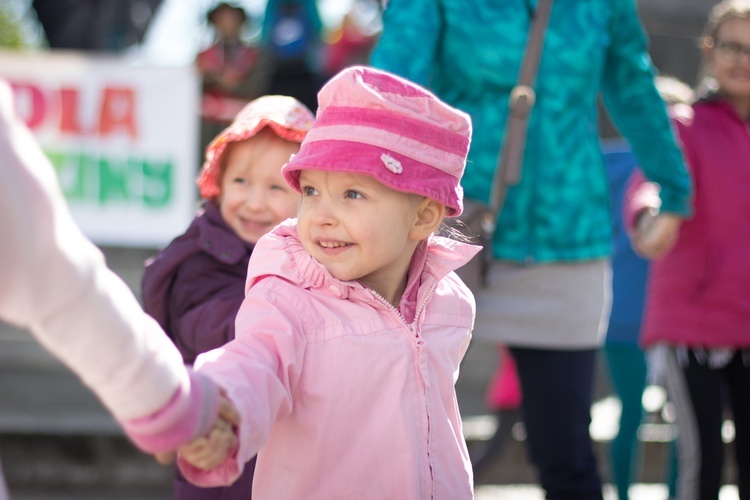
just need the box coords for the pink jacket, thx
[628,97,750,348]
[0,79,219,453]
[179,220,480,499]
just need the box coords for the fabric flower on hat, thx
[197,95,315,200]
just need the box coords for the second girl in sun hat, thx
[142,94,314,500]
[170,65,481,499]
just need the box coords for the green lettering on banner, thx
[99,156,129,203]
[142,159,172,208]
[47,150,84,201]
[46,149,174,208]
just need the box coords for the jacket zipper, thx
[368,285,438,499]
[368,289,409,325]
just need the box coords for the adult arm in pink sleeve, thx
[0,80,219,453]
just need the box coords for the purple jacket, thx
[143,201,253,365]
[142,200,256,499]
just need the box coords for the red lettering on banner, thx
[99,87,137,138]
[59,88,83,134]
[10,83,45,129]
[9,82,140,138]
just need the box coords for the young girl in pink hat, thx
[169,65,480,499]
[142,94,314,500]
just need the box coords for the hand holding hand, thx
[179,414,238,470]
[634,211,682,260]
[154,393,241,468]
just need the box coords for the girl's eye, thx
[345,190,363,200]
[232,177,247,185]
[302,186,318,196]
[270,184,287,192]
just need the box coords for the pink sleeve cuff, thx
[118,369,220,453]
[624,170,661,235]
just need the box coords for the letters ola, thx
[10,82,137,138]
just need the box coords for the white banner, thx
[0,50,200,247]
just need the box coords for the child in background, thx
[628,2,750,498]
[172,66,480,499]
[142,95,314,499]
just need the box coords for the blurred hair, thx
[207,2,248,25]
[694,0,750,96]
[437,221,480,244]
[703,0,750,40]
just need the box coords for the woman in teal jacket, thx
[371,1,692,498]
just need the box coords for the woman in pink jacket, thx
[0,78,237,497]
[628,2,750,498]
[173,65,481,499]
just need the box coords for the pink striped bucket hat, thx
[281,66,472,216]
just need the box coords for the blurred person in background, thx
[627,2,750,498]
[321,0,381,77]
[197,2,273,155]
[261,0,324,112]
[31,0,162,52]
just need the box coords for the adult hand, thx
[634,212,682,260]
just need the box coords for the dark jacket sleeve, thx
[170,252,246,364]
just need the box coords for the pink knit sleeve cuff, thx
[118,369,220,453]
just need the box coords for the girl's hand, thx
[154,451,176,465]
[179,416,238,470]
[634,212,682,260]
[154,393,240,468]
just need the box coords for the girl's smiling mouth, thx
[317,240,353,254]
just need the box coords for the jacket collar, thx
[245,219,481,315]
[697,91,750,125]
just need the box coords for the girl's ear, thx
[410,197,446,241]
